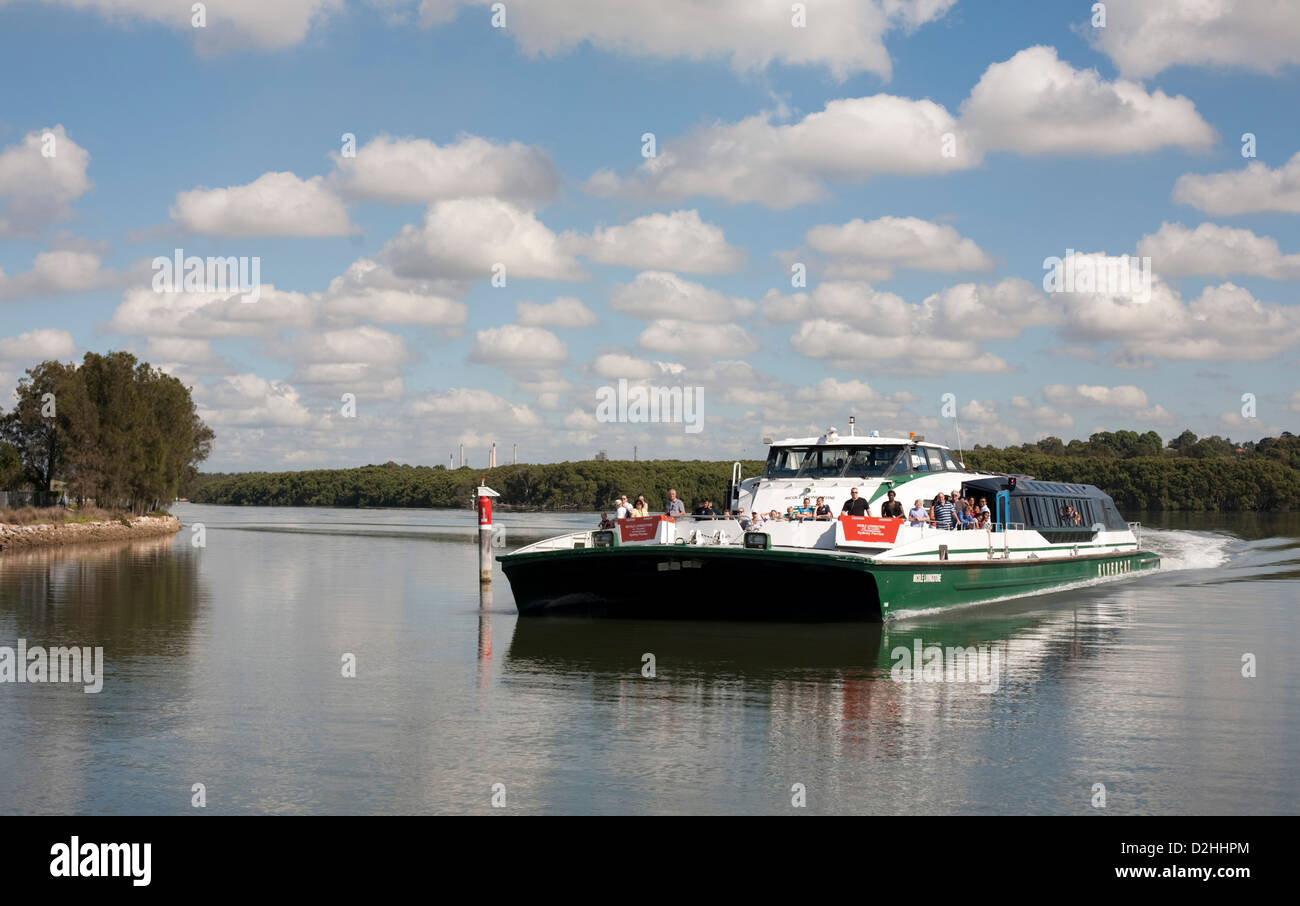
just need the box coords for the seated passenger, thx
[793,497,814,520]
[768,509,783,522]
[908,499,928,526]
[599,512,615,529]
[814,496,832,520]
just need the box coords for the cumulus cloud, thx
[0,328,76,363]
[0,250,132,300]
[416,0,957,80]
[1138,222,1300,279]
[1057,265,1300,361]
[0,126,92,237]
[959,46,1214,155]
[638,319,757,357]
[1086,0,1300,78]
[379,197,585,280]
[577,210,744,274]
[197,373,314,427]
[610,271,755,323]
[590,352,682,380]
[516,297,597,327]
[588,47,1212,207]
[110,284,314,338]
[171,172,355,237]
[1173,152,1300,216]
[323,258,468,327]
[329,133,560,207]
[1042,384,1151,409]
[468,324,568,365]
[800,216,993,280]
[14,0,345,54]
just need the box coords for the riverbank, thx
[0,514,182,550]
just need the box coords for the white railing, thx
[513,530,594,554]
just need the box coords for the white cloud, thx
[638,319,757,357]
[0,328,76,363]
[418,0,956,80]
[110,284,314,338]
[610,271,755,323]
[380,197,585,280]
[801,216,994,280]
[171,172,355,237]
[960,46,1214,155]
[516,297,597,327]
[1086,0,1300,78]
[329,133,559,206]
[468,325,568,365]
[0,250,129,300]
[197,373,314,427]
[1173,152,1300,216]
[578,210,744,274]
[1042,385,1150,409]
[411,387,541,426]
[15,0,345,53]
[589,46,1212,207]
[788,319,1010,373]
[793,377,881,403]
[1138,222,1300,279]
[323,259,468,327]
[590,352,684,380]
[0,126,91,237]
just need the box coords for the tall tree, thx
[0,360,79,497]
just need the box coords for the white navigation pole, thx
[477,478,500,584]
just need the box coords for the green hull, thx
[500,543,1161,620]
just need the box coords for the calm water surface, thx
[1,504,1296,815]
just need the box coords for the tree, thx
[0,360,79,498]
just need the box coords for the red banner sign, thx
[839,515,902,544]
[619,515,669,543]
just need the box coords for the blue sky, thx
[1,0,1298,469]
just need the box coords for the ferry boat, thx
[498,425,1160,620]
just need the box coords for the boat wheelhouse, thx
[498,426,1159,620]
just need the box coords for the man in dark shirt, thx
[879,490,903,518]
[841,487,869,517]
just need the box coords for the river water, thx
[1,504,1295,815]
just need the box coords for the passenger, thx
[736,507,749,529]
[794,497,814,520]
[976,510,989,529]
[814,496,833,520]
[664,488,685,518]
[908,499,928,526]
[879,490,904,519]
[785,506,797,521]
[930,493,956,530]
[977,497,991,518]
[768,509,783,522]
[957,507,976,529]
[840,487,869,517]
[631,495,649,518]
[722,508,732,519]
[599,512,615,529]
[615,495,631,520]
[693,499,716,517]
[748,509,763,530]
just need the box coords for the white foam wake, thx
[1142,527,1234,571]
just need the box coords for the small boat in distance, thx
[498,425,1159,620]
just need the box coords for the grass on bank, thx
[0,506,172,526]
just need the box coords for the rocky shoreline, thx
[0,515,182,550]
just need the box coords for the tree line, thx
[1,352,214,513]
[189,429,1300,512]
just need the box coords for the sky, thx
[1,0,1298,470]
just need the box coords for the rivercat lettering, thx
[49,837,151,886]
[0,640,103,693]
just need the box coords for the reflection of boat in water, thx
[499,426,1159,620]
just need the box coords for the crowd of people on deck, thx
[598,487,997,531]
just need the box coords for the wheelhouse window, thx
[764,445,906,479]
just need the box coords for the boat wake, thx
[1142,527,1235,572]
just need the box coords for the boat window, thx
[764,445,906,479]
[924,448,946,472]
[942,449,959,470]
